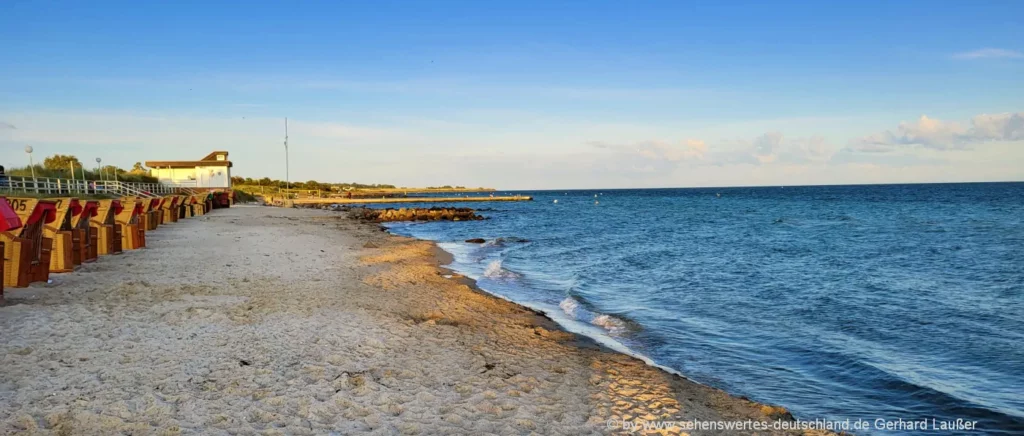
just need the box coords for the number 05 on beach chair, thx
[0,198,24,296]
[2,198,57,288]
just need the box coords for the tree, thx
[131,162,146,173]
[231,176,245,185]
[43,154,83,171]
[100,165,125,176]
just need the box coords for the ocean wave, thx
[483,260,520,279]
[592,314,630,335]
[559,296,580,317]
[558,296,631,336]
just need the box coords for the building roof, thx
[146,151,232,168]
[201,151,230,161]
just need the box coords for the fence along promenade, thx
[2,176,201,197]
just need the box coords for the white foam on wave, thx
[560,297,628,336]
[483,260,519,279]
[559,297,580,317]
[592,314,629,335]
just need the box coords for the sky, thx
[1,1,1022,189]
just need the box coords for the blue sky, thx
[1,0,1022,189]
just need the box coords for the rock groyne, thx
[348,207,485,222]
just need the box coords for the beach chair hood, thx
[26,202,58,225]
[0,198,23,232]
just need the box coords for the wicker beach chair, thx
[1,198,57,288]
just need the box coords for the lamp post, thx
[95,157,102,181]
[69,160,77,194]
[25,146,36,192]
[284,117,290,197]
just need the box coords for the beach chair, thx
[117,197,146,250]
[1,198,57,288]
[92,199,124,256]
[212,192,231,209]
[70,200,99,264]
[139,198,160,230]
[0,198,23,296]
[147,198,160,227]
[179,195,193,219]
[41,197,83,273]
[152,198,163,228]
[136,198,150,231]
[133,200,147,246]
[161,195,179,223]
[190,194,200,217]
[192,194,206,216]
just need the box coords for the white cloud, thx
[591,132,835,169]
[585,139,708,178]
[709,132,834,165]
[952,48,1024,60]
[640,139,708,162]
[781,136,830,163]
[752,132,783,163]
[970,113,1024,141]
[590,139,708,162]
[847,112,1024,152]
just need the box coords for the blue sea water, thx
[380,183,1024,435]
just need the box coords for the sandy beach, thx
[1,205,822,435]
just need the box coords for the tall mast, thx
[284,117,289,191]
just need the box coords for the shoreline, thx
[427,239,689,378]
[360,213,830,435]
[1,206,828,435]
[430,249,609,354]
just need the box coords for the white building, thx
[146,151,233,188]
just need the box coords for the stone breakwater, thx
[348,207,485,222]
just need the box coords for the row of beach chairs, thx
[0,191,233,296]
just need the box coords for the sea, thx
[377,183,1024,435]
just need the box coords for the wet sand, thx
[1,206,826,435]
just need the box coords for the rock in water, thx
[465,238,486,243]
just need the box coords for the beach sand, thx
[1,206,825,435]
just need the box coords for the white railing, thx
[1,176,189,197]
